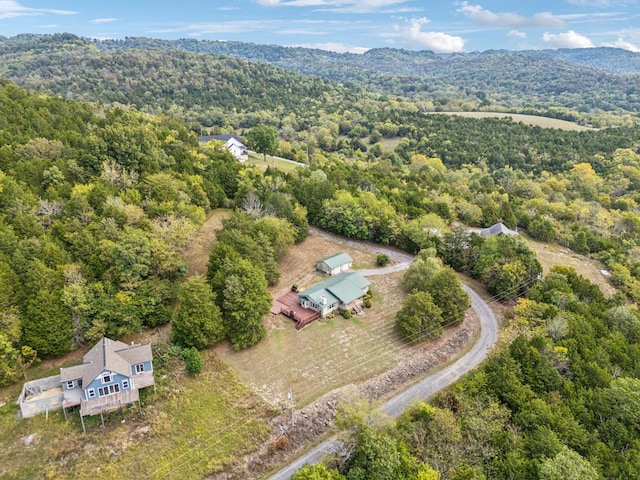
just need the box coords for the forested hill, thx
[1,34,639,127]
[0,33,370,130]
[96,37,640,120]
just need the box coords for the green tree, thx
[23,288,72,358]
[427,267,471,326]
[539,446,599,480]
[172,275,224,350]
[211,258,270,350]
[246,124,278,161]
[396,290,443,342]
[292,464,345,480]
[402,249,443,293]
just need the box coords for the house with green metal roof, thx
[316,253,353,276]
[298,271,370,318]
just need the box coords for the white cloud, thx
[0,0,77,19]
[292,42,370,53]
[508,29,526,38]
[606,37,640,52]
[566,0,633,5]
[542,30,594,48]
[395,17,465,53]
[255,0,410,13]
[91,18,117,25]
[457,2,565,29]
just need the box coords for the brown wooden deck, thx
[272,291,320,330]
[80,388,140,416]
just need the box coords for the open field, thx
[524,235,616,297]
[215,232,438,407]
[245,152,305,173]
[428,111,595,131]
[0,349,272,480]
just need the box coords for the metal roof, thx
[318,253,353,269]
[298,271,370,305]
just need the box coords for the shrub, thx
[342,309,352,319]
[376,253,390,266]
[183,347,204,376]
[364,299,372,308]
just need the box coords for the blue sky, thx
[1,0,639,53]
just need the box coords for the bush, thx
[342,309,352,319]
[364,299,372,308]
[183,347,204,376]
[376,253,390,266]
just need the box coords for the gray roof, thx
[199,134,245,145]
[298,271,370,306]
[318,253,353,269]
[60,338,152,386]
[480,222,517,237]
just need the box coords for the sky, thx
[1,0,639,54]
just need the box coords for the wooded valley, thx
[1,33,640,479]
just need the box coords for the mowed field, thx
[524,235,616,297]
[428,111,595,131]
[214,232,418,407]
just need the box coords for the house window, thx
[98,384,120,397]
[102,372,112,383]
[135,363,145,374]
[66,380,75,389]
[87,388,96,399]
[122,379,129,390]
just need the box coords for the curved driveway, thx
[269,284,499,480]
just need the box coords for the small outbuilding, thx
[316,253,353,276]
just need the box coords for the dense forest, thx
[2,32,640,479]
[1,34,640,128]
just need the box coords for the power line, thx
[152,273,540,478]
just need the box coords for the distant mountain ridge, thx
[0,34,639,124]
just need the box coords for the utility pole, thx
[287,388,295,427]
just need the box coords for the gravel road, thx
[268,284,498,480]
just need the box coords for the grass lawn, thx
[524,235,616,297]
[245,152,305,173]
[0,350,272,479]
[215,232,417,407]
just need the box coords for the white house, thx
[201,134,248,162]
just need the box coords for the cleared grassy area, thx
[0,351,272,479]
[524,235,616,297]
[215,232,426,407]
[428,111,595,131]
[245,152,305,173]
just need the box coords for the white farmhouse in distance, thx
[200,134,248,162]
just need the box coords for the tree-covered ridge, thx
[1,34,639,129]
[94,36,640,120]
[0,33,369,131]
[0,81,246,383]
